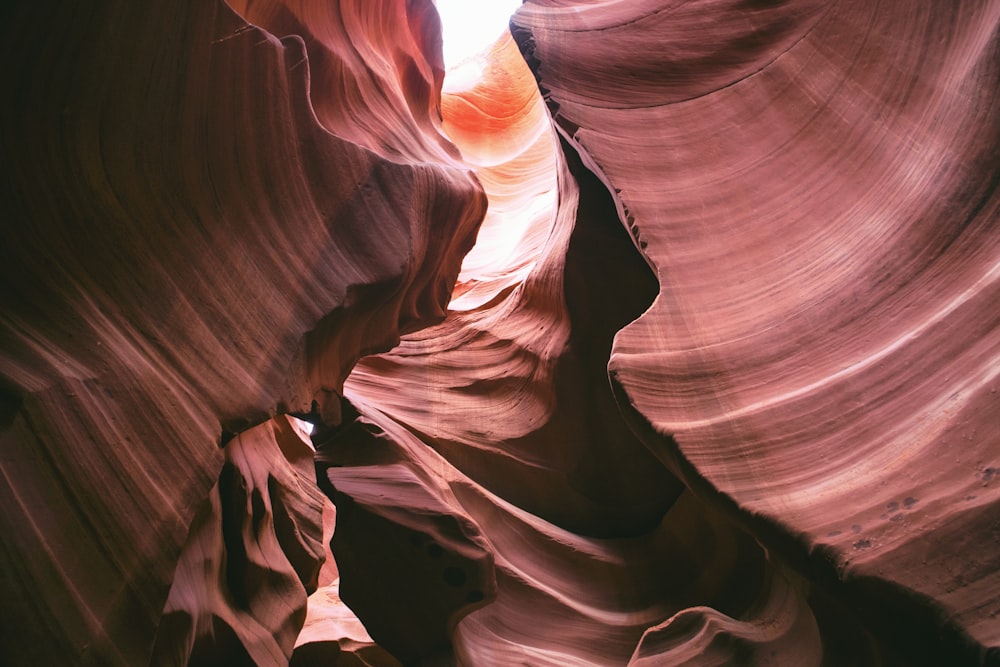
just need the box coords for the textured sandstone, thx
[150,416,325,665]
[1,0,999,665]
[514,0,1000,663]
[1,0,481,663]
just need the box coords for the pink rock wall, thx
[0,0,481,663]
[1,0,998,665]
[514,0,1000,662]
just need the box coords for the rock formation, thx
[513,0,1000,663]
[1,0,998,665]
[0,0,480,663]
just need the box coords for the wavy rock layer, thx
[3,0,999,665]
[339,19,832,666]
[442,33,560,311]
[0,0,482,664]
[150,416,324,666]
[514,0,1000,663]
[346,26,685,535]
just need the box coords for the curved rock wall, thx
[513,0,1000,663]
[150,416,325,666]
[0,0,482,663]
[1,0,998,665]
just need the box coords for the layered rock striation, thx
[1,0,998,665]
[1,0,481,663]
[513,0,1000,663]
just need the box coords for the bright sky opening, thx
[436,0,523,70]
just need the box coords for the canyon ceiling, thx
[1,0,999,665]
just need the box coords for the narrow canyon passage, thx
[1,1,999,666]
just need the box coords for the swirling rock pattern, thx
[442,33,560,311]
[150,416,325,666]
[513,0,1000,663]
[0,0,481,664]
[2,0,999,665]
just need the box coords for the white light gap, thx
[436,0,522,70]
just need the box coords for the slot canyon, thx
[2,0,999,664]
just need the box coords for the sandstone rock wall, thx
[1,0,998,665]
[0,1,482,663]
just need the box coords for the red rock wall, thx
[513,0,1000,663]
[1,0,999,665]
[150,416,325,666]
[0,0,482,663]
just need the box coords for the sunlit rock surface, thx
[512,0,1000,663]
[442,33,559,311]
[2,0,999,665]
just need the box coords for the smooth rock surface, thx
[150,416,325,666]
[514,0,1000,663]
[2,0,998,665]
[0,0,482,663]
